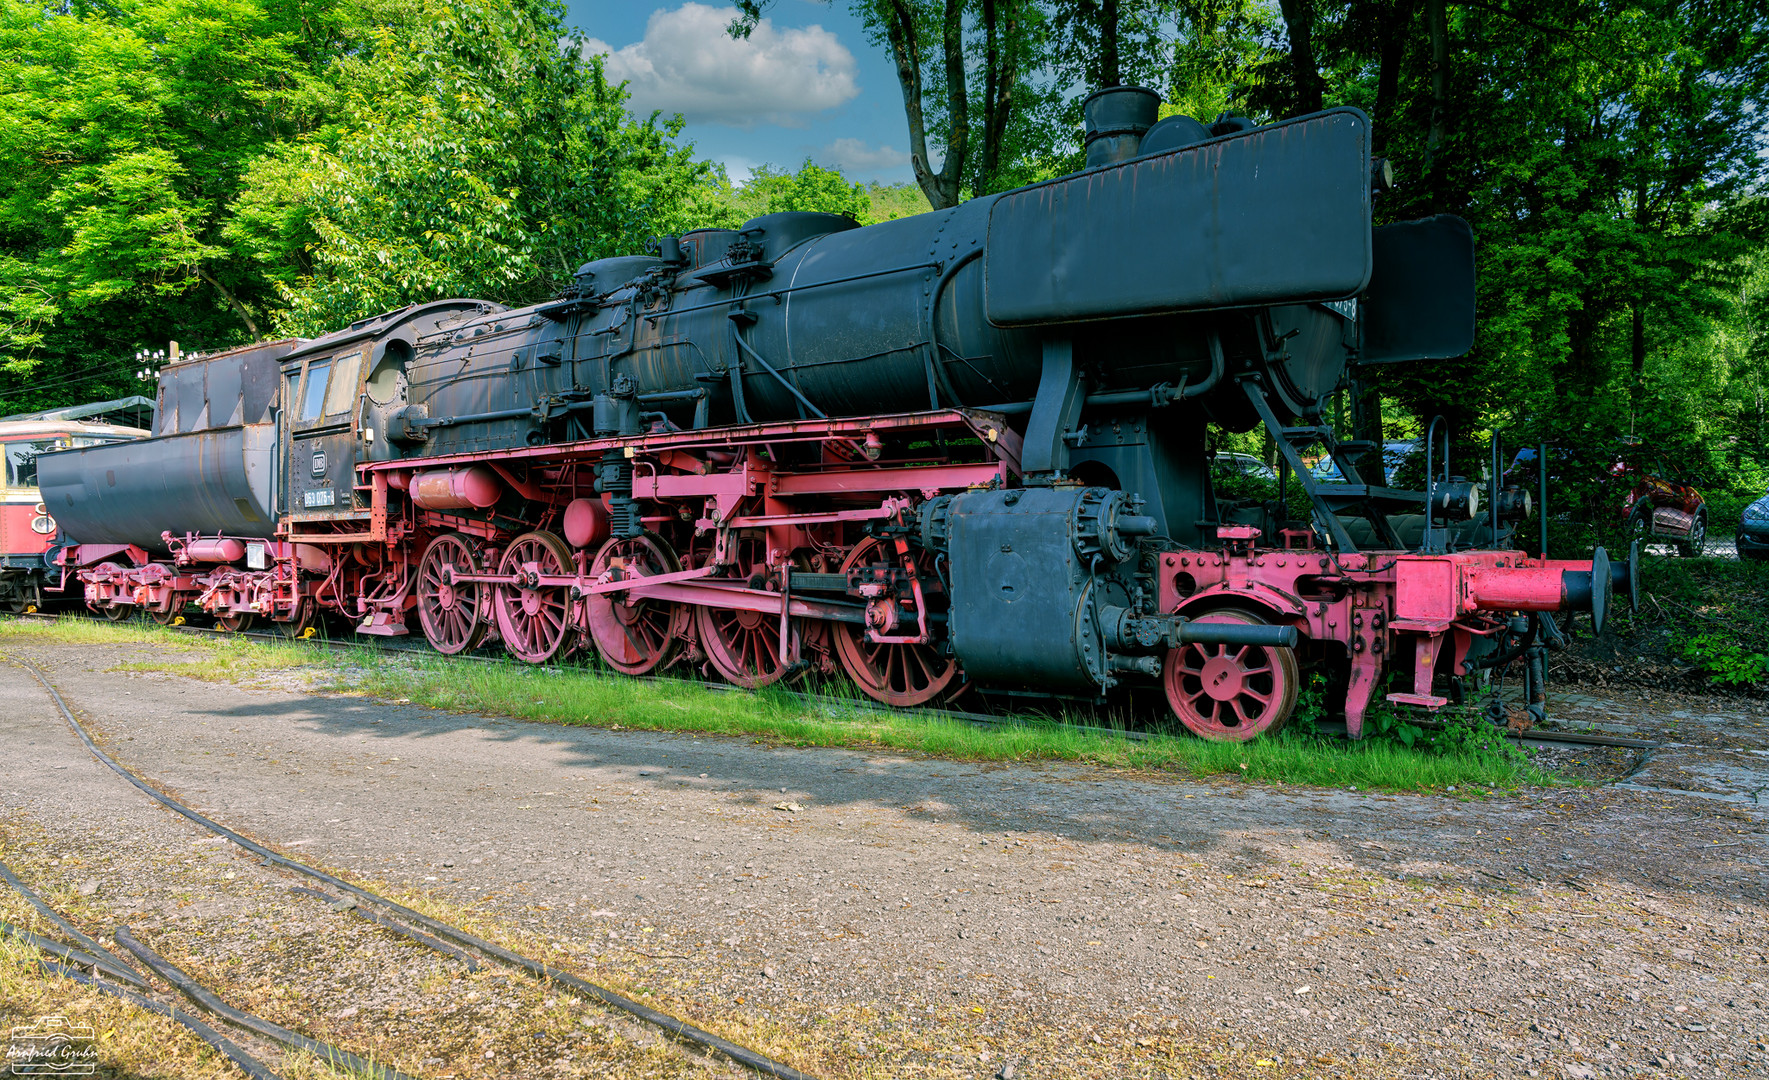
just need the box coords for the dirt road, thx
[2,638,1765,1079]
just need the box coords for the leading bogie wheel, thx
[1163,609,1299,740]
[417,533,488,654]
[494,530,574,664]
[831,536,957,707]
[586,533,686,676]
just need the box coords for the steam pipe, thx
[977,337,1225,416]
[1175,620,1299,648]
[733,328,828,419]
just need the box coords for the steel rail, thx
[35,961,283,1080]
[2,649,818,1080]
[114,926,420,1080]
[0,855,145,983]
[287,886,480,972]
[1,919,147,988]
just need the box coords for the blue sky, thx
[566,2,917,186]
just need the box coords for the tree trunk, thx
[1277,0,1322,116]
[932,0,969,207]
[879,1,946,207]
[198,267,259,339]
[1631,302,1647,391]
[1356,379,1385,450]
[1423,0,1447,173]
[1372,0,1412,153]
[1100,0,1120,87]
[1630,169,1651,400]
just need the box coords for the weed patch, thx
[1595,557,1769,690]
[2,616,1557,792]
[356,654,1554,792]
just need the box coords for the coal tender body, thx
[44,89,1631,738]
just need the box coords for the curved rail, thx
[35,961,283,1080]
[114,926,421,1080]
[2,650,819,1080]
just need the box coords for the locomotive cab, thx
[283,345,371,521]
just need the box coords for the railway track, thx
[0,649,816,1080]
[4,606,1659,753]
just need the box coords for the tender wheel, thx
[494,531,574,664]
[2,593,26,615]
[696,537,805,689]
[1163,610,1299,740]
[831,536,956,707]
[1677,510,1707,558]
[417,533,487,654]
[149,598,185,625]
[214,612,255,632]
[100,603,132,622]
[277,597,318,639]
[586,533,686,675]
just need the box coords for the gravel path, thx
[2,639,1766,1080]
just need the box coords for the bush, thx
[1673,633,1769,687]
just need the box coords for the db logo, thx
[7,1015,98,1075]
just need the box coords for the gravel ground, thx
[1,638,1766,1080]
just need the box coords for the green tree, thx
[0,0,364,409]
[234,0,720,337]
[717,159,872,223]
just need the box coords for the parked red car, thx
[1509,445,1708,557]
[1615,453,1707,557]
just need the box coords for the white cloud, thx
[821,138,909,174]
[584,3,858,129]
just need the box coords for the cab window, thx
[324,348,363,417]
[299,360,332,422]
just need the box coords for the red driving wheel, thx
[695,536,806,688]
[831,536,956,707]
[585,533,687,675]
[494,531,574,664]
[1163,609,1299,740]
[416,533,486,654]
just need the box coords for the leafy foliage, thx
[707,159,874,226]
[1674,633,1769,687]
[235,0,721,337]
[0,0,356,406]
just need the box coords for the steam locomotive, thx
[37,89,1633,739]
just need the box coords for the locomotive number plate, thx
[303,489,335,508]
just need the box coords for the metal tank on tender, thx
[38,339,298,552]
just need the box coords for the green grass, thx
[355,654,1553,793]
[1,614,1556,794]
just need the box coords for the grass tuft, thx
[2,615,1556,792]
